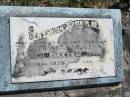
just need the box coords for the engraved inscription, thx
[10,17,115,83]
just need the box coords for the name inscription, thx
[10,17,115,83]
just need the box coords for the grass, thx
[0,0,120,8]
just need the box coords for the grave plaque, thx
[0,6,123,94]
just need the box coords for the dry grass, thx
[0,0,120,8]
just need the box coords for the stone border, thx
[0,6,123,94]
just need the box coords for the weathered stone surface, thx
[0,6,125,96]
[0,6,123,94]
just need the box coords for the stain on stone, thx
[0,45,2,49]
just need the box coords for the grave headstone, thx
[0,6,123,94]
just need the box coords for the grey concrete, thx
[0,6,123,95]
